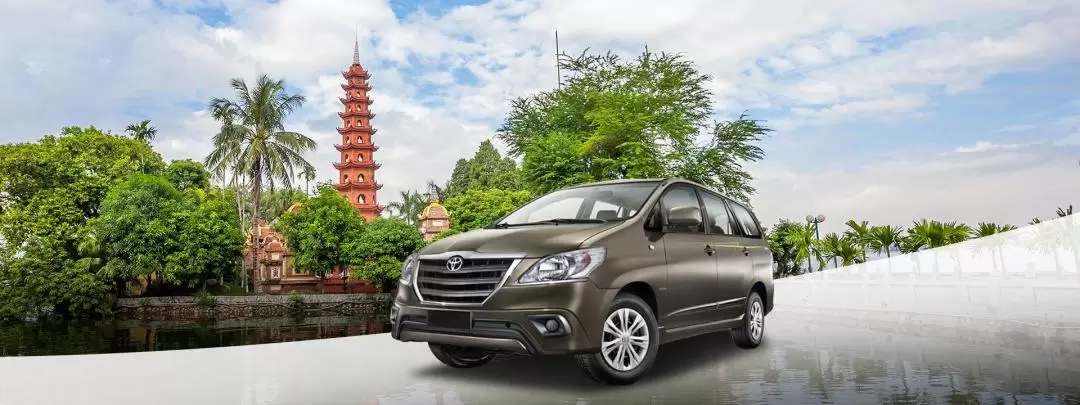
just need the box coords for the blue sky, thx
[1,0,1078,233]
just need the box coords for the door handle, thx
[704,245,716,256]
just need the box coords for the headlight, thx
[519,247,606,284]
[399,254,419,285]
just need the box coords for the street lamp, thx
[805,214,825,241]
[806,214,825,272]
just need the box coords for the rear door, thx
[725,199,772,309]
[658,184,722,330]
[699,190,755,322]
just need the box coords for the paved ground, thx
[2,305,1078,405]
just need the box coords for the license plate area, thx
[427,310,472,330]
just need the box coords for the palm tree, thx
[385,190,429,227]
[302,166,316,195]
[868,225,904,258]
[843,220,872,263]
[203,74,317,293]
[125,119,157,143]
[818,233,843,269]
[783,223,818,273]
[1056,205,1073,217]
[975,222,1016,237]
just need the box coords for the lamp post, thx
[806,214,825,271]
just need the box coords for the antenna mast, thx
[555,30,562,89]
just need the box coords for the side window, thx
[699,191,733,235]
[660,186,704,233]
[727,200,762,238]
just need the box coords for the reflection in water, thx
[0,316,390,356]
[399,312,1080,405]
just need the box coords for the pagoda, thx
[333,38,384,220]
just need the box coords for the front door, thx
[699,190,754,322]
[659,185,722,331]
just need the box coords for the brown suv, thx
[390,178,774,385]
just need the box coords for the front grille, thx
[416,257,516,304]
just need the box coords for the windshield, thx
[495,181,661,227]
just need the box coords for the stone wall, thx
[115,293,393,321]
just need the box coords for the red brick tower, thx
[333,39,384,220]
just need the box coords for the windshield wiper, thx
[493,218,608,228]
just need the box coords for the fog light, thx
[544,319,559,331]
[529,315,571,337]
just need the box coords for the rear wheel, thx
[731,291,765,348]
[428,343,496,368]
[574,293,659,385]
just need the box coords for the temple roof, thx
[420,201,450,220]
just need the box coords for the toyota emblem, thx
[446,256,464,271]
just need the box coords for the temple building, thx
[240,40,389,294]
[332,39,384,220]
[418,194,451,241]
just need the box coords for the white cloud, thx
[1,0,1078,230]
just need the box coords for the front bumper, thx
[390,280,612,355]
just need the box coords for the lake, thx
[0,315,391,356]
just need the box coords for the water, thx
[0,315,391,356]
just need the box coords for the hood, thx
[420,222,621,257]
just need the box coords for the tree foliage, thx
[446,140,522,197]
[165,190,246,288]
[275,186,365,291]
[443,188,533,232]
[165,159,212,191]
[0,127,164,318]
[346,218,426,291]
[92,174,187,292]
[496,48,769,203]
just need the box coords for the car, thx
[389,178,774,385]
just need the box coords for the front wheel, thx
[428,343,496,368]
[574,293,659,385]
[731,291,765,348]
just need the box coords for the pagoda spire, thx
[352,35,360,65]
[333,37,382,220]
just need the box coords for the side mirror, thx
[667,206,703,228]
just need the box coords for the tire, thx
[731,291,765,349]
[428,343,496,368]
[574,293,660,385]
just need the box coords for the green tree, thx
[843,220,872,263]
[346,218,426,291]
[783,223,820,272]
[275,186,365,293]
[165,159,212,191]
[446,140,522,196]
[165,190,246,289]
[766,220,804,277]
[975,222,1016,237]
[125,119,157,143]
[868,225,904,258]
[0,126,164,317]
[385,190,429,227]
[496,48,769,203]
[820,233,863,267]
[443,188,533,232]
[204,74,318,293]
[92,174,186,296]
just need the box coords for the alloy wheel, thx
[749,300,764,341]
[601,307,650,372]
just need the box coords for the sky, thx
[1,0,1078,235]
